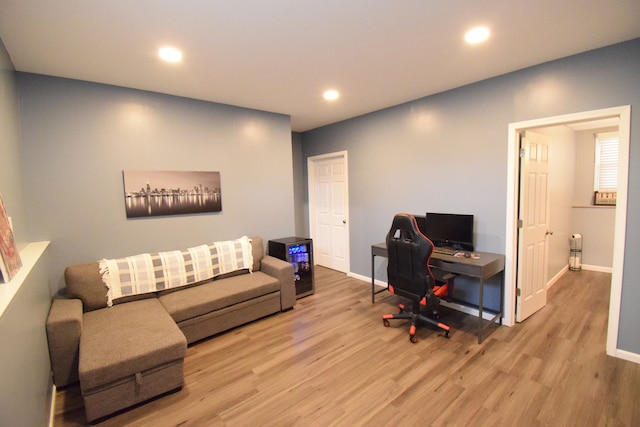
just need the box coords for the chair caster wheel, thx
[410,335,418,343]
[383,319,390,327]
[444,330,450,338]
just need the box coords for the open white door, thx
[308,152,349,273]
[516,130,551,321]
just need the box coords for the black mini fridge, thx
[268,237,314,298]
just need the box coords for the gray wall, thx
[300,39,640,354]
[0,41,52,427]
[292,131,307,237]
[16,73,296,293]
[0,39,29,248]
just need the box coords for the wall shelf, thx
[0,241,50,318]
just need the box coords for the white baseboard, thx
[609,348,640,364]
[48,383,56,427]
[547,265,569,290]
[348,271,387,288]
[582,264,613,273]
[559,263,612,275]
[347,271,367,282]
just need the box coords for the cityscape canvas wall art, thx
[123,170,222,218]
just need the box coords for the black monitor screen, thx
[423,212,474,251]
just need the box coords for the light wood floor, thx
[55,267,640,426]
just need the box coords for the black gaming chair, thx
[382,213,451,343]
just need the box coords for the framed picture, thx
[0,194,22,282]
[123,170,222,218]
[594,190,616,206]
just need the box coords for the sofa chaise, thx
[46,236,295,422]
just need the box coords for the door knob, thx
[546,230,554,235]
[343,220,347,224]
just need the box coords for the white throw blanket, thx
[99,236,253,306]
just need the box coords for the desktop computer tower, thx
[268,237,314,298]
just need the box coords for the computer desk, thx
[371,242,505,344]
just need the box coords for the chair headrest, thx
[388,213,425,242]
[391,213,417,231]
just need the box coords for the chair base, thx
[382,301,450,343]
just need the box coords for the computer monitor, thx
[423,212,474,251]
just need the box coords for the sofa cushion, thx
[65,262,156,312]
[79,299,187,391]
[158,271,280,323]
[249,236,264,272]
[65,262,109,312]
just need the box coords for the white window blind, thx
[594,132,619,191]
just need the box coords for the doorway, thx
[505,106,630,359]
[307,151,350,273]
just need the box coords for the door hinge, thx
[517,219,523,228]
[516,288,521,297]
[520,148,525,158]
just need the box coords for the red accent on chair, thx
[438,323,451,331]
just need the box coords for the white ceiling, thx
[1,1,639,132]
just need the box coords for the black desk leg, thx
[371,253,376,303]
[371,253,388,303]
[478,279,484,343]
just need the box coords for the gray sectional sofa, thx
[46,236,295,422]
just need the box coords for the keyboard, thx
[433,246,459,255]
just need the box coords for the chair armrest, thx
[260,255,295,310]
[46,298,83,387]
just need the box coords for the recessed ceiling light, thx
[465,26,490,44]
[158,47,183,63]
[323,89,340,101]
